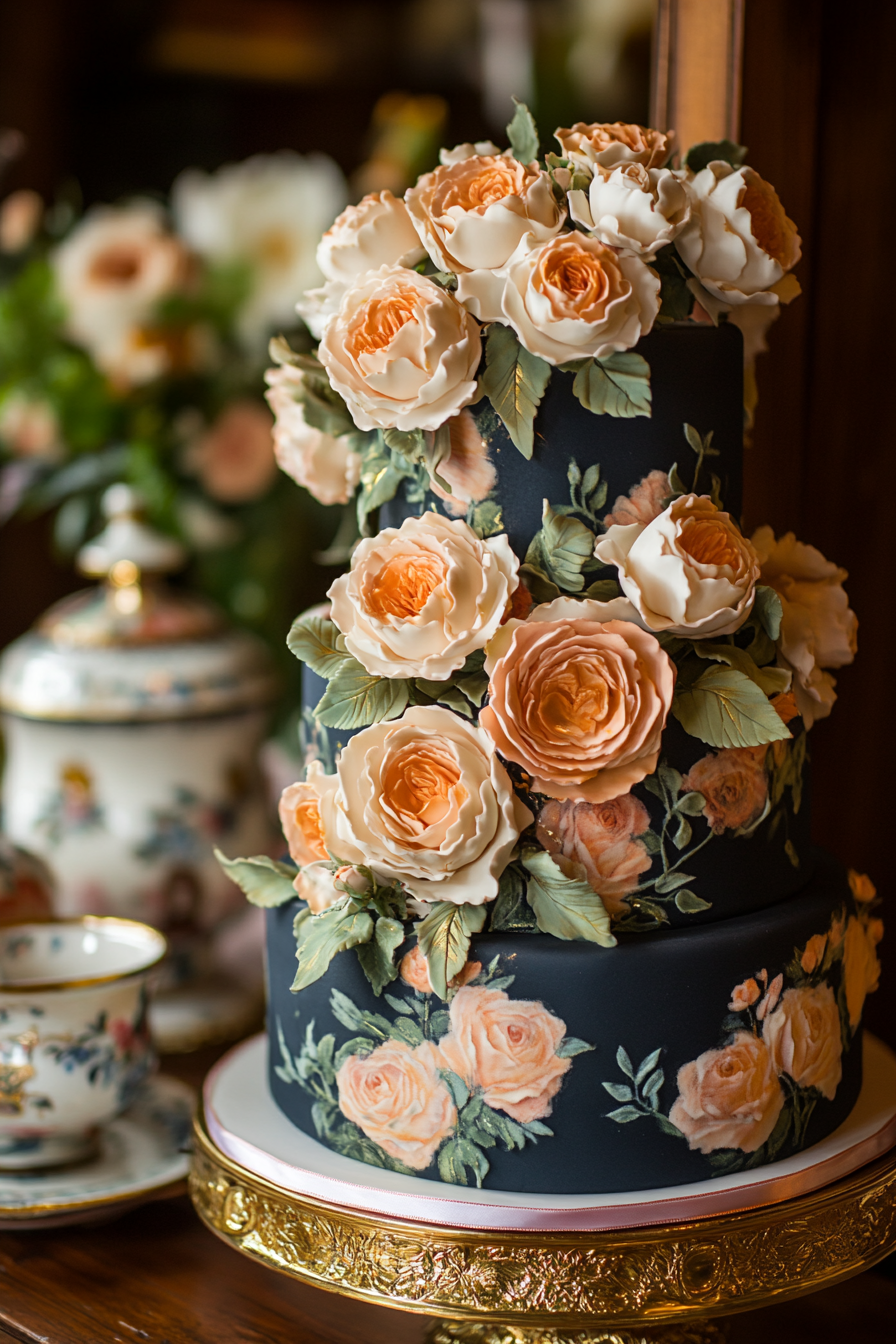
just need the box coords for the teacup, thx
[0,917,166,1168]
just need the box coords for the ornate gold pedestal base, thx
[190,1106,896,1332]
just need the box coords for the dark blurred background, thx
[1,0,894,1045]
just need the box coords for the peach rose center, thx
[364,552,447,620]
[89,245,143,284]
[535,240,626,320]
[740,177,791,267]
[537,658,617,740]
[381,741,468,838]
[347,289,418,357]
[438,158,529,214]
[679,517,741,569]
[293,798,327,860]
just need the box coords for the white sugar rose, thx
[555,122,673,172]
[676,162,801,307]
[322,706,532,905]
[318,266,481,432]
[595,494,761,638]
[459,233,659,365]
[297,191,425,338]
[439,140,501,166]
[327,513,518,680]
[405,149,564,274]
[751,527,857,728]
[568,164,691,259]
[264,364,361,506]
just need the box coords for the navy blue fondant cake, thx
[222,109,882,1195]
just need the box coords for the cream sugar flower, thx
[327,513,518,680]
[405,146,565,275]
[316,706,532,906]
[458,232,660,366]
[595,494,761,638]
[554,122,674,172]
[318,265,481,433]
[676,162,801,309]
[265,363,361,506]
[568,163,691,259]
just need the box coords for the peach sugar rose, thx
[405,148,564,274]
[188,399,276,503]
[762,984,843,1101]
[438,986,571,1124]
[537,792,652,916]
[481,597,676,804]
[554,122,673,172]
[327,513,518,680]
[279,762,330,869]
[669,1031,784,1154]
[336,1038,456,1170]
[681,747,768,835]
[265,363,361,506]
[318,265,481,433]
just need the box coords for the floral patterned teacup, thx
[0,917,166,1168]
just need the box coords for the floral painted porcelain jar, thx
[0,487,278,951]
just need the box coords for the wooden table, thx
[0,1046,893,1343]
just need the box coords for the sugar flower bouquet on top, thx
[222,106,858,1002]
[0,151,346,651]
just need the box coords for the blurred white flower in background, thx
[172,152,347,352]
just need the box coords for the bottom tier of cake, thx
[265,852,880,1195]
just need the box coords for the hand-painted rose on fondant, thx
[848,871,877,904]
[429,410,497,517]
[554,121,673,172]
[335,1038,456,1169]
[669,1031,784,1154]
[800,933,827,974]
[603,470,670,528]
[318,266,481,432]
[536,792,651,916]
[681,747,768,835]
[568,164,691,259]
[481,598,675,804]
[595,494,761,638]
[327,514,518,680]
[842,913,884,1029]
[763,984,843,1101]
[438,986,571,1123]
[459,233,660,364]
[398,945,481,995]
[405,148,564,275]
[728,978,761,1012]
[322,706,532,905]
[265,365,362,505]
[751,527,857,729]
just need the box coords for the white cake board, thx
[204,1032,896,1233]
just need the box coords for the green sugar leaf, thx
[692,641,792,697]
[479,323,552,459]
[672,665,792,749]
[214,850,297,908]
[506,98,540,163]
[415,902,487,1000]
[355,916,405,996]
[685,140,749,173]
[286,614,348,678]
[292,902,374,991]
[522,850,616,948]
[570,351,652,419]
[315,663,410,730]
[753,585,784,641]
[524,499,596,593]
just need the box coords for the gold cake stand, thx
[189,1103,896,1344]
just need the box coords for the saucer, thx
[149,978,262,1054]
[0,1073,194,1228]
[203,1033,896,1232]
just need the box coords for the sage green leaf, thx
[297,372,356,437]
[616,1045,634,1077]
[316,663,409,729]
[674,791,706,816]
[685,139,748,173]
[582,578,621,601]
[524,500,596,593]
[557,1036,594,1058]
[652,245,693,321]
[286,614,348,678]
[672,815,692,850]
[635,1048,662,1083]
[292,902,374,991]
[382,426,426,459]
[468,499,504,538]
[355,916,405,996]
[519,562,560,604]
[602,1082,633,1102]
[490,865,537,933]
[522,850,616,947]
[455,670,490,707]
[422,422,453,492]
[675,889,712,913]
[693,641,791,697]
[439,1068,470,1110]
[479,324,551,459]
[571,352,652,419]
[672,666,792,749]
[506,97,540,163]
[415,902,487,999]
[654,871,695,894]
[606,1105,642,1123]
[214,850,297,908]
[753,585,784,641]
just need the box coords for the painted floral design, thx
[536,793,652,917]
[602,880,883,1172]
[273,956,592,1186]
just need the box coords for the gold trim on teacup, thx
[0,916,167,994]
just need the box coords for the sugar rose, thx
[327,513,518,680]
[438,986,571,1123]
[188,399,276,503]
[265,364,361,505]
[751,527,857,729]
[537,793,651,917]
[681,747,769,835]
[568,164,691,259]
[405,149,564,274]
[842,914,884,1029]
[669,1031,784,1154]
[595,494,761,638]
[676,163,801,308]
[604,470,671,528]
[481,597,676,804]
[325,706,532,905]
[279,762,330,868]
[318,266,481,432]
[555,122,673,172]
[458,233,660,365]
[294,861,342,913]
[763,984,843,1101]
[336,1038,456,1169]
